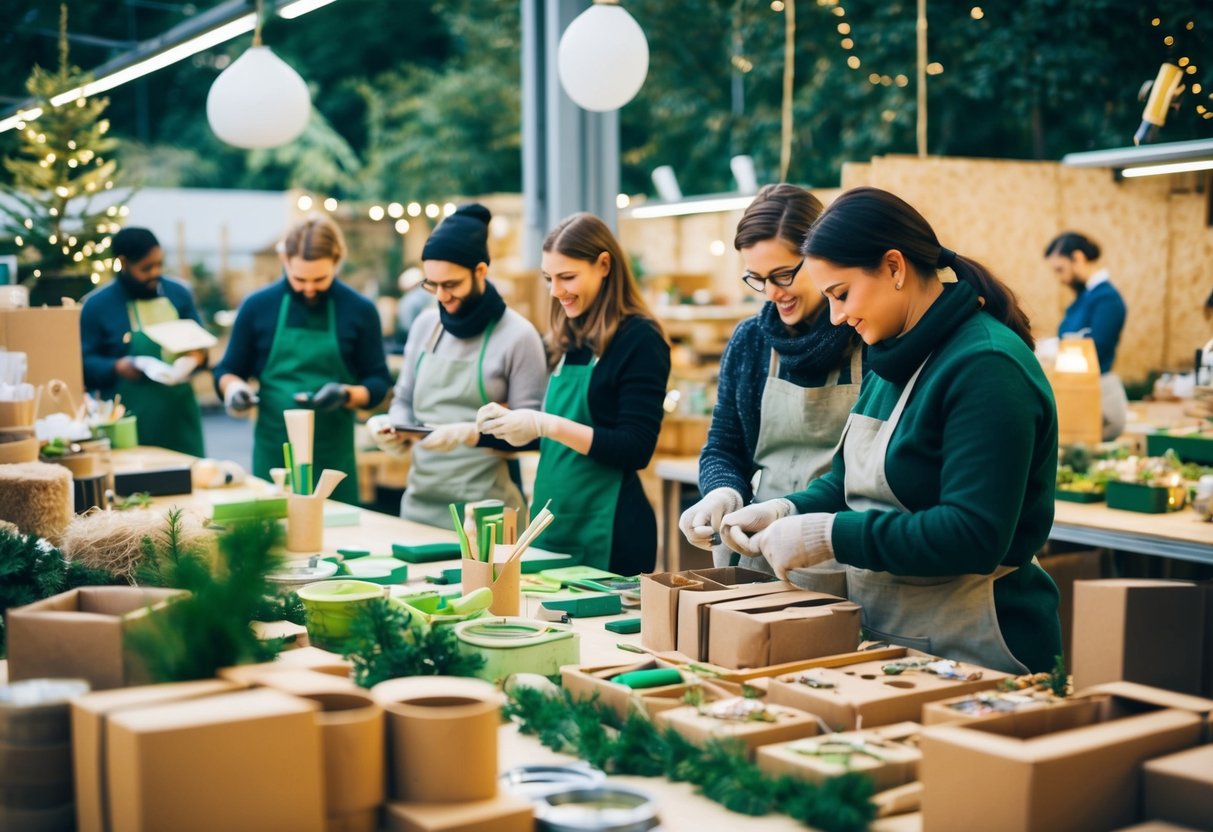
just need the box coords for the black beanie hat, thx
[421,203,492,271]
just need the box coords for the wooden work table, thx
[107,448,916,832]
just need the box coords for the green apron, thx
[530,355,622,570]
[252,295,359,505]
[400,319,526,527]
[115,297,204,457]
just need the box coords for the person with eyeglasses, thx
[214,215,391,505]
[366,203,548,527]
[676,184,864,587]
[475,213,670,575]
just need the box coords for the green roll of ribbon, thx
[610,668,683,689]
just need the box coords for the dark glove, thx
[224,380,259,416]
[309,382,349,412]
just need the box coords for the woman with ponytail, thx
[721,187,1061,674]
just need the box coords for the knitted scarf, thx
[758,300,856,377]
[438,279,507,338]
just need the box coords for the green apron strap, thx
[475,318,497,405]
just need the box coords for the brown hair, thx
[734,183,824,252]
[542,212,665,369]
[282,214,346,262]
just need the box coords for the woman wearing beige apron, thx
[677,185,863,593]
[722,187,1062,675]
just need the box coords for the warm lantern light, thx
[557,1,649,112]
[206,46,310,149]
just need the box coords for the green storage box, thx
[392,542,464,563]
[1105,481,1187,514]
[1056,488,1105,504]
[1146,432,1213,465]
[541,593,622,618]
[454,617,580,683]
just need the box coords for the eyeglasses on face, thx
[741,259,804,292]
[421,276,469,294]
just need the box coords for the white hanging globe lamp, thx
[557,0,649,112]
[206,5,311,149]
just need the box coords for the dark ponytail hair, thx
[734,183,824,251]
[1044,232,1100,262]
[111,227,160,263]
[802,187,1034,348]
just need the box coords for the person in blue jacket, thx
[1045,232,1128,439]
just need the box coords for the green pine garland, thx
[342,598,485,688]
[505,686,876,832]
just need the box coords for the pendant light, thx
[206,0,311,149]
[557,0,649,112]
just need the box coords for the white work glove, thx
[169,354,200,383]
[720,498,795,556]
[419,422,480,452]
[475,402,555,446]
[367,413,409,456]
[223,379,259,418]
[751,513,836,582]
[678,487,744,550]
[132,355,175,385]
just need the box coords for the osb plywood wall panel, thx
[1165,189,1213,370]
[620,214,680,277]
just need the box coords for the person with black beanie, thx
[79,227,208,456]
[368,203,548,527]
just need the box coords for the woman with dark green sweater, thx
[721,187,1061,674]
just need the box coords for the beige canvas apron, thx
[725,348,861,598]
[839,356,1031,674]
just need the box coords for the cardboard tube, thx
[371,676,504,803]
[298,692,385,816]
[461,555,521,616]
[287,494,324,553]
[284,409,315,465]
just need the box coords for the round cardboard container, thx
[298,691,385,815]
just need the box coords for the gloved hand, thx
[132,356,175,385]
[224,379,259,418]
[309,382,349,412]
[476,402,554,446]
[419,422,480,452]
[720,498,795,556]
[751,513,836,581]
[678,487,744,550]
[366,413,409,456]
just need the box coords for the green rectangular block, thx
[1105,481,1185,514]
[605,617,642,634]
[1056,488,1105,503]
[392,542,465,563]
[541,593,622,618]
[211,497,288,522]
[1146,432,1213,465]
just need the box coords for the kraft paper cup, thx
[0,399,36,431]
[46,451,100,479]
[296,580,385,652]
[298,691,385,815]
[371,676,504,803]
[461,553,521,617]
[0,436,39,464]
[287,494,324,553]
[96,416,138,449]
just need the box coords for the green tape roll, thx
[611,668,682,689]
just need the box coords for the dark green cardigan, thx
[788,281,1062,672]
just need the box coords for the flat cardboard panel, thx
[707,591,860,669]
[385,794,533,832]
[105,689,326,832]
[0,307,83,405]
[1143,745,1213,830]
[656,701,820,758]
[1072,580,1204,694]
[1038,549,1103,663]
[756,722,921,792]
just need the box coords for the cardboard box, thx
[767,649,1010,730]
[0,307,83,405]
[1072,579,1205,694]
[919,687,1208,832]
[756,721,921,792]
[386,793,533,832]
[640,566,779,652]
[1142,744,1213,830]
[1077,681,1213,730]
[656,698,820,758]
[561,659,687,720]
[105,688,326,832]
[6,587,186,690]
[921,689,1063,726]
[72,679,244,832]
[706,590,860,669]
[220,666,361,695]
[1038,549,1104,662]
[328,809,380,832]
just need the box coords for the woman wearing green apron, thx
[477,213,670,575]
[79,227,205,456]
[215,216,391,505]
[675,185,863,592]
[721,188,1061,674]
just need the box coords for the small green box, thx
[425,567,464,585]
[605,617,641,634]
[392,542,464,563]
[541,593,622,618]
[1146,432,1213,465]
[1105,481,1186,514]
[1056,488,1105,504]
[211,496,288,522]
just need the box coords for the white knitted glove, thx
[752,513,836,581]
[475,402,555,446]
[223,378,258,418]
[678,487,744,550]
[720,498,795,556]
[367,413,409,456]
[419,422,480,452]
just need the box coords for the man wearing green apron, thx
[214,216,390,505]
[80,227,206,456]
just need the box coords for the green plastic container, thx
[541,593,622,618]
[391,591,490,627]
[211,497,288,522]
[296,579,384,651]
[338,556,409,585]
[453,617,580,683]
[1055,488,1105,504]
[1146,433,1213,465]
[96,415,138,449]
[392,542,464,563]
[1105,481,1187,514]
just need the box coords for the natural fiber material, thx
[59,508,213,581]
[0,462,72,543]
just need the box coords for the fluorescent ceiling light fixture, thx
[628,195,755,219]
[278,0,338,19]
[1120,158,1213,178]
[1062,137,1213,169]
[0,107,44,133]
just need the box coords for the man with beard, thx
[1045,231,1128,439]
[214,215,390,504]
[367,203,547,527]
[80,227,208,455]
